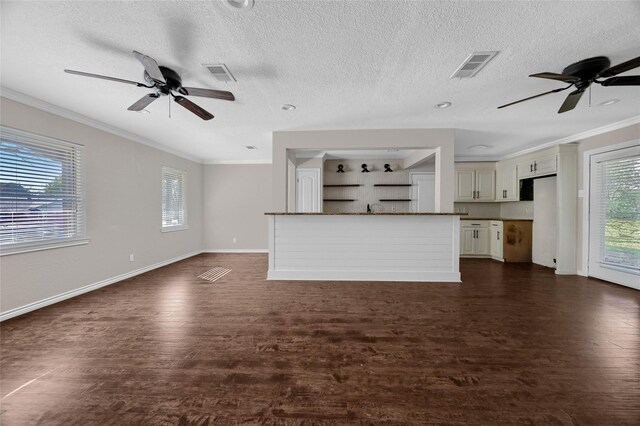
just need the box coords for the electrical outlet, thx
[232,237,237,244]
[129,254,135,262]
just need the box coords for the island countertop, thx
[264,212,468,216]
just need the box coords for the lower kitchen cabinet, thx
[490,221,503,260]
[463,219,532,262]
[460,220,490,256]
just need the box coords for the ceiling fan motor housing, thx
[144,66,184,95]
[562,56,611,89]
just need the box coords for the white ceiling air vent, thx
[450,51,498,79]
[203,64,236,82]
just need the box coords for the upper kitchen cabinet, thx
[495,161,518,201]
[517,152,557,179]
[455,163,496,202]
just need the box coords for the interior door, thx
[588,145,640,289]
[296,168,321,213]
[411,173,435,212]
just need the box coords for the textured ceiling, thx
[1,1,639,163]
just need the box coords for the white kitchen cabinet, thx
[495,162,518,201]
[460,220,490,256]
[490,221,504,260]
[518,154,557,179]
[455,170,495,201]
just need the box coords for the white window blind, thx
[0,127,85,253]
[162,166,187,229]
[589,144,640,289]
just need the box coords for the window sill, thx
[0,238,90,257]
[161,225,189,233]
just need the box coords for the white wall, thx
[533,176,557,268]
[272,129,455,212]
[0,98,203,315]
[203,164,272,250]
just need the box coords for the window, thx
[588,144,640,289]
[161,166,187,231]
[0,127,86,255]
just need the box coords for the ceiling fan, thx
[498,55,640,113]
[64,51,235,120]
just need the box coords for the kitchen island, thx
[265,213,466,282]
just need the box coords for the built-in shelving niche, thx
[323,159,413,213]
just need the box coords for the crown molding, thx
[203,159,273,165]
[500,115,640,160]
[0,87,204,164]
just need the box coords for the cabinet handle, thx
[476,190,480,199]
[530,164,533,172]
[534,161,537,172]
[497,231,500,240]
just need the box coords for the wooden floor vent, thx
[198,267,231,282]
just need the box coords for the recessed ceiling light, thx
[226,0,254,10]
[246,145,257,150]
[468,144,489,151]
[281,104,296,111]
[598,98,620,106]
[435,101,452,109]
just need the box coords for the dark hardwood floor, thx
[1,254,639,425]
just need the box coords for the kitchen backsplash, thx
[454,201,534,219]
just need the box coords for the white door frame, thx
[582,138,639,284]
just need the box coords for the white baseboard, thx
[0,250,201,322]
[267,269,461,283]
[202,249,268,253]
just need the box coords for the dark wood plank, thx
[1,254,639,424]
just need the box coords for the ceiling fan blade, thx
[497,86,571,109]
[127,93,160,111]
[599,75,640,86]
[133,51,166,84]
[598,56,640,78]
[174,96,214,120]
[558,89,584,114]
[530,72,580,83]
[182,87,235,101]
[64,69,146,86]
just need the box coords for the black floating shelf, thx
[323,184,362,187]
[374,184,412,187]
[379,199,412,202]
[323,199,356,202]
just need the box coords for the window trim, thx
[0,126,87,255]
[161,166,188,232]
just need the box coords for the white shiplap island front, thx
[265,213,466,282]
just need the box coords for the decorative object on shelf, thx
[384,163,393,172]
[337,164,345,173]
[361,164,369,173]
[367,203,372,213]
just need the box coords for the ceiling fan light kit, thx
[498,55,640,113]
[64,50,236,121]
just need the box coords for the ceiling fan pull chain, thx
[589,85,592,107]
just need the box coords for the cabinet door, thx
[490,223,503,258]
[502,163,519,201]
[474,228,490,255]
[460,228,475,255]
[455,170,475,201]
[533,154,557,177]
[517,159,535,179]
[475,170,496,201]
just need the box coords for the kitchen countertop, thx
[265,212,468,216]
[462,217,533,221]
